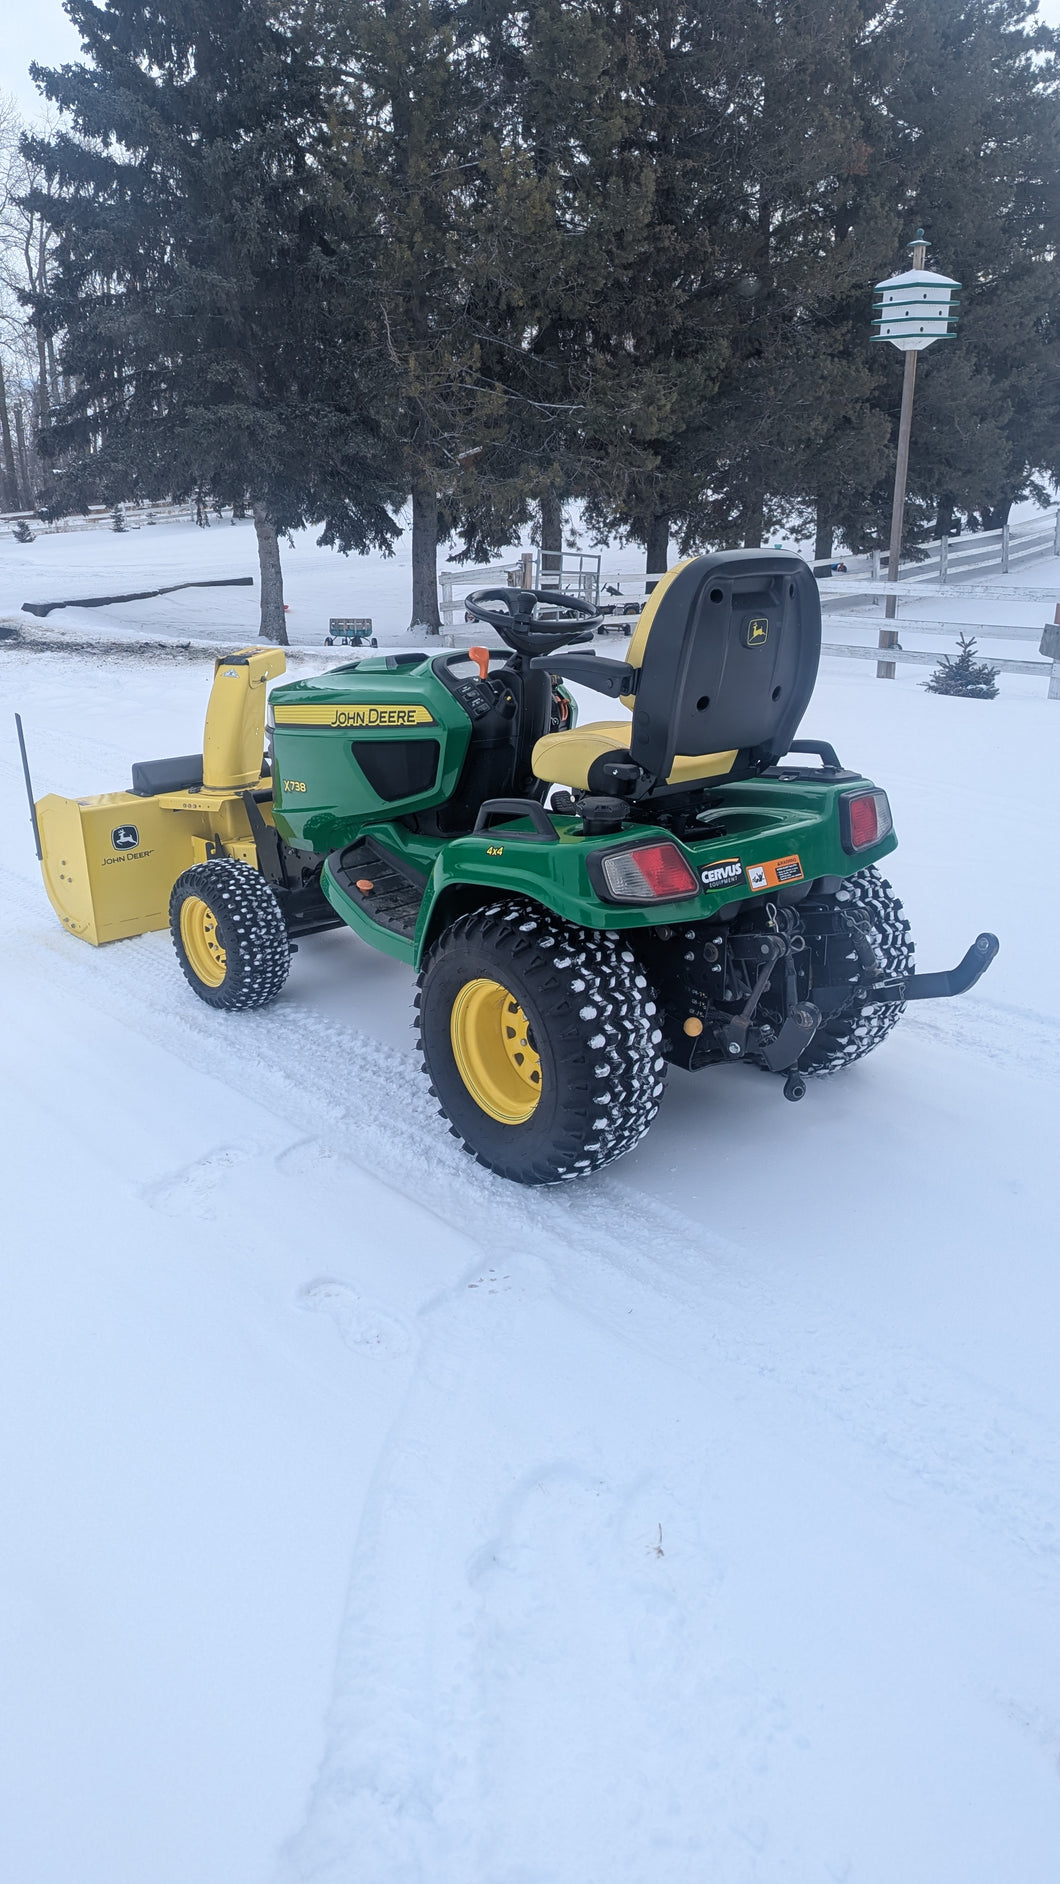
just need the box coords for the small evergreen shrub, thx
[923,633,999,699]
[111,506,127,532]
[12,518,35,542]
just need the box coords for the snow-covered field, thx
[2,508,425,646]
[3,500,1055,651]
[3,523,1060,1884]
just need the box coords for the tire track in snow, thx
[276,1250,557,1884]
[461,1465,791,1884]
[6,862,1060,1878]
[903,989,1060,1083]
[4,858,1058,1593]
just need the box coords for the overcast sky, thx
[3,0,1059,126]
[2,6,82,120]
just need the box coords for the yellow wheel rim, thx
[450,977,542,1125]
[179,895,227,988]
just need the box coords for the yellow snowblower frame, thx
[32,646,286,945]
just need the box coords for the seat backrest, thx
[623,550,821,784]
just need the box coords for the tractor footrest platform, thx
[328,837,426,939]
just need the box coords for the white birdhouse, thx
[872,267,961,352]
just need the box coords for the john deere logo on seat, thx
[744,617,769,647]
[111,824,140,851]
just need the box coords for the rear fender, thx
[412,827,603,967]
[416,882,504,960]
[411,778,897,968]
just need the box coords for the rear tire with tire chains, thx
[416,899,667,1183]
[800,867,913,1075]
[169,858,290,1011]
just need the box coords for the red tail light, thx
[841,789,893,852]
[599,841,699,901]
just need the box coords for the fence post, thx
[939,534,948,585]
[1044,607,1060,702]
[1054,509,1060,556]
[1001,523,1009,575]
[520,551,534,588]
[870,548,881,583]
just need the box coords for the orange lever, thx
[468,645,491,681]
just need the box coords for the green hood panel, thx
[269,655,472,850]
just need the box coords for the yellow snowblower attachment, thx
[29,647,286,945]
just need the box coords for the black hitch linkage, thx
[864,932,999,1006]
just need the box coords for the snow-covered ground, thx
[3,501,1056,653]
[2,509,425,647]
[3,525,1060,1884]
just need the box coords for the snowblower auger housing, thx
[27,552,998,1184]
[33,647,286,944]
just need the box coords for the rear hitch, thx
[868,932,999,1005]
[761,1001,822,1073]
[783,1070,808,1102]
[719,934,785,1057]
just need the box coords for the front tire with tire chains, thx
[170,859,290,1010]
[800,866,913,1075]
[416,900,667,1184]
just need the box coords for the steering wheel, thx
[464,586,601,656]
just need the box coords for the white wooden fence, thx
[0,499,196,538]
[819,606,1060,695]
[442,511,1060,695]
[863,508,1060,584]
[441,507,1059,623]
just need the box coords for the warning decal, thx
[745,854,804,891]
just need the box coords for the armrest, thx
[529,652,637,698]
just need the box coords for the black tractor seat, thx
[531,550,821,797]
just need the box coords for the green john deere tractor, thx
[29,551,998,1183]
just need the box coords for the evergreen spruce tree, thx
[332,0,547,629]
[678,0,905,554]
[488,0,906,572]
[440,0,644,574]
[576,0,737,569]
[829,0,1059,553]
[24,0,401,643]
[891,0,1059,532]
[488,0,733,577]
[924,633,999,698]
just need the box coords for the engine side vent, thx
[350,738,440,802]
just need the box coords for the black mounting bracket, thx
[867,932,999,1004]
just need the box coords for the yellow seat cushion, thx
[532,722,737,791]
[531,722,632,789]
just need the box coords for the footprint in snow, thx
[275,1136,339,1176]
[142,1143,260,1219]
[298,1277,409,1358]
